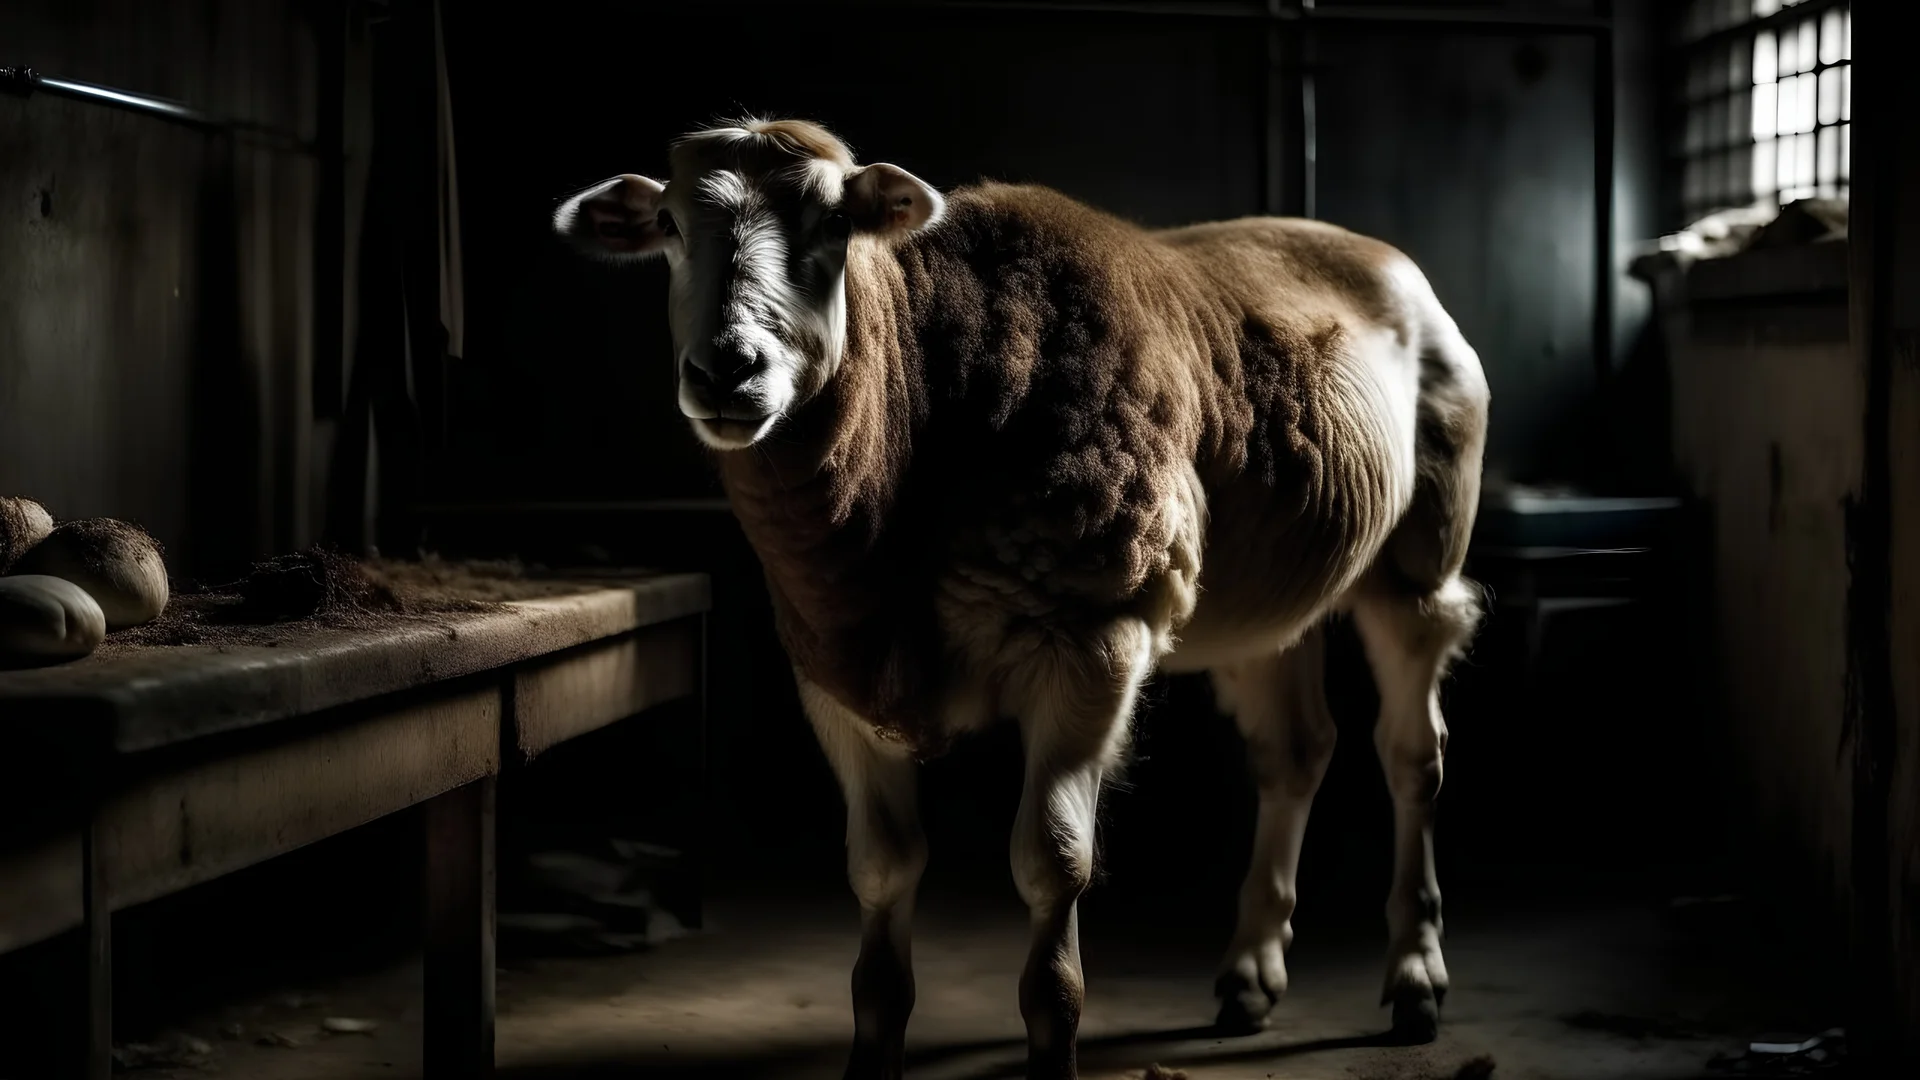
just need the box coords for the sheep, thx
[556,117,1489,1080]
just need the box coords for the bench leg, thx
[687,613,709,931]
[9,827,110,1078]
[80,819,112,1080]
[423,778,495,1079]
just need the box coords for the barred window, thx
[1677,0,1850,223]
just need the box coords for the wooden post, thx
[3,824,111,1079]
[423,778,495,1078]
[686,612,710,931]
[1846,4,1919,1064]
[82,818,111,1080]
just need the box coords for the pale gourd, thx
[11,518,170,630]
[0,574,108,662]
[0,496,54,572]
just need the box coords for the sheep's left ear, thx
[553,174,672,261]
[843,163,944,236]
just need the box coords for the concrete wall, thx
[0,0,320,576]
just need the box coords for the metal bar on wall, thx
[0,66,314,154]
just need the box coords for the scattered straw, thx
[100,549,581,653]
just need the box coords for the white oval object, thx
[0,496,54,572]
[0,574,107,661]
[12,517,170,629]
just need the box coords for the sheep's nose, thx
[683,349,756,396]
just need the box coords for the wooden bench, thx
[0,571,710,1079]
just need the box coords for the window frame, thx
[1672,0,1850,225]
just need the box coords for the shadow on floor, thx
[499,1046,841,1080]
[920,1026,1423,1079]
[495,1025,1436,1080]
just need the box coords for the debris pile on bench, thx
[104,550,584,653]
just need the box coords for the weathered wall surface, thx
[1666,278,1858,927]
[0,0,319,576]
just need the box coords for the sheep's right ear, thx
[842,163,943,237]
[553,174,672,261]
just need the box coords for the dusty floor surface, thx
[105,878,1821,1080]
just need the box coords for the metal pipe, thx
[20,70,218,126]
[1299,0,1318,221]
[0,66,313,153]
[1262,0,1292,216]
[808,0,1612,33]
[1289,5,1609,34]
[1593,3,1616,385]
[1260,2,1280,215]
[917,0,1267,17]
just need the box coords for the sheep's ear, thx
[553,174,671,260]
[842,163,944,236]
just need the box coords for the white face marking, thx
[662,164,852,451]
[551,125,943,451]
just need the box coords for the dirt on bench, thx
[101,550,589,653]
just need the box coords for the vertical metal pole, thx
[1268,0,1311,219]
[314,4,347,421]
[1593,1,1617,384]
[1261,0,1286,216]
[1300,0,1319,220]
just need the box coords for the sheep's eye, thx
[823,210,851,241]
[656,208,678,237]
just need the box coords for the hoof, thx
[1214,993,1275,1036]
[841,1041,906,1080]
[1212,970,1277,1036]
[1387,989,1441,1044]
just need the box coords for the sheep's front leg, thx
[800,679,927,1080]
[1010,620,1155,1080]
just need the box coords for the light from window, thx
[1677,0,1850,223]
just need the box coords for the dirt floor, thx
[95,874,1831,1080]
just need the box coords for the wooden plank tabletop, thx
[0,572,709,755]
